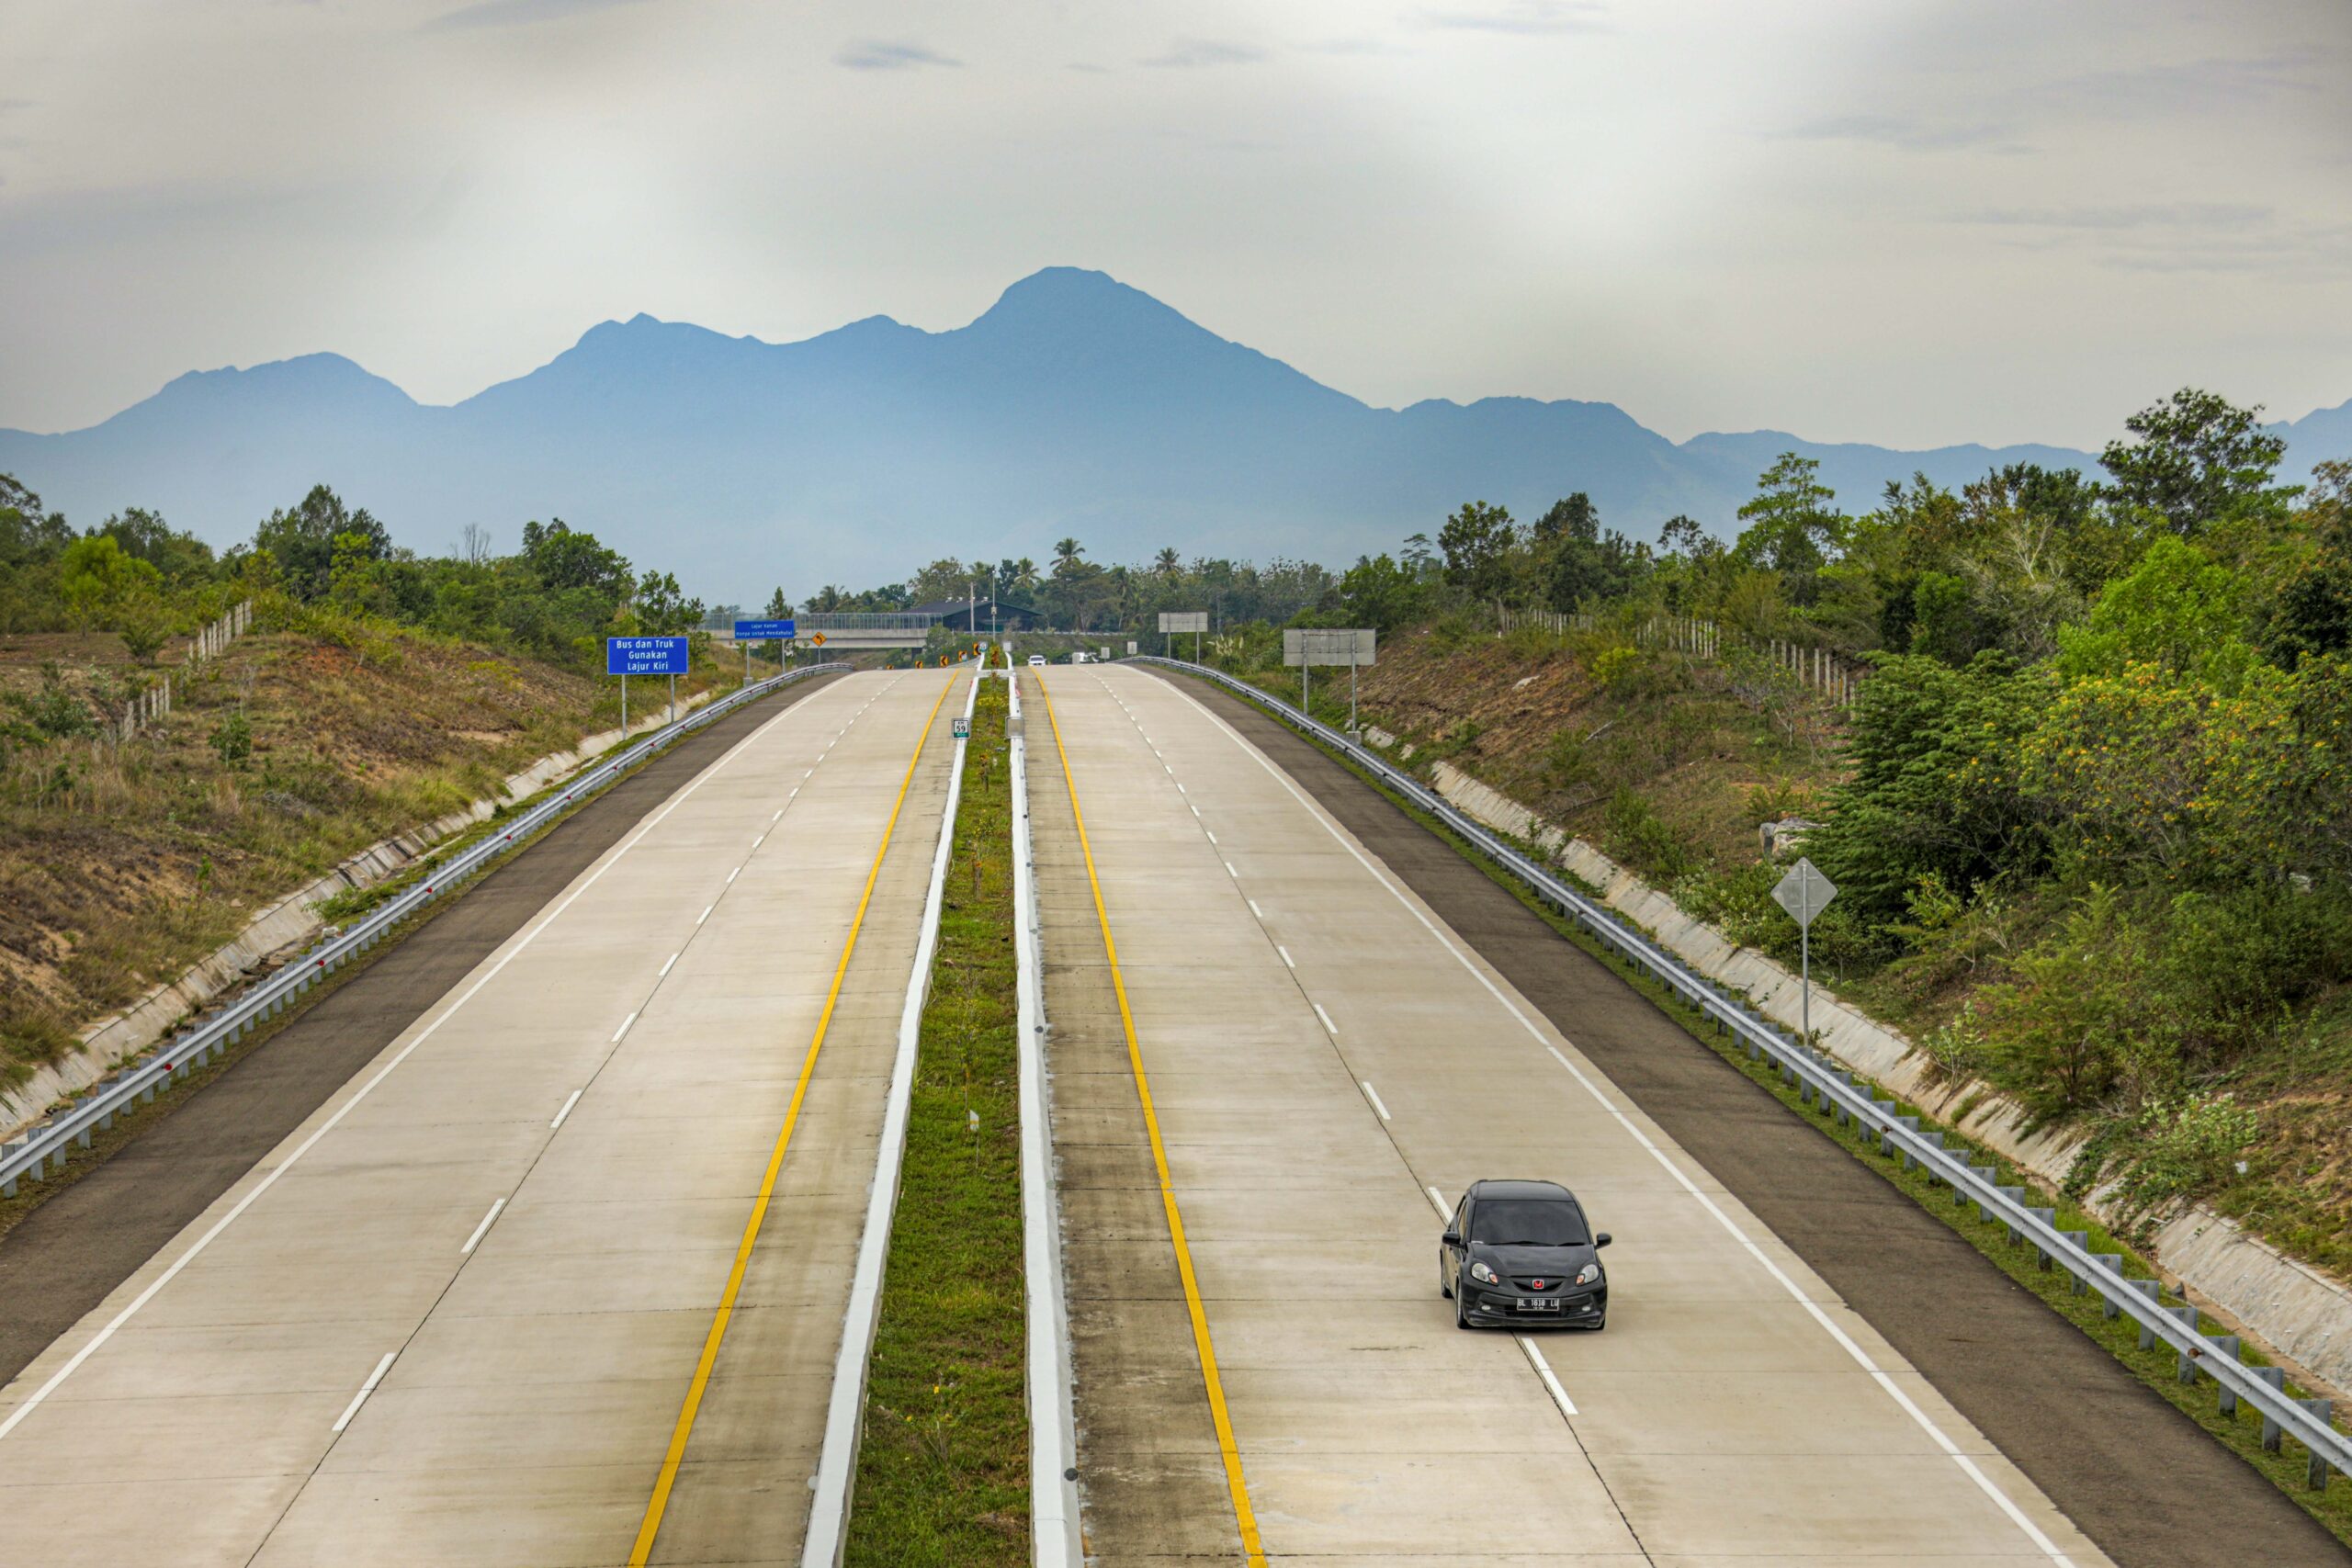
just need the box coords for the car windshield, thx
[1469,1199,1588,1247]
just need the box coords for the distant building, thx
[910,597,1042,633]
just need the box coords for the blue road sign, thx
[734,618,797,640]
[606,636,691,675]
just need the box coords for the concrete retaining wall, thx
[1,694,714,1138]
[1410,753,2352,1397]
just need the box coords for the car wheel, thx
[1440,1261,1453,1300]
[1454,1288,1473,1330]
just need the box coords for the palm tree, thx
[1154,546,1181,578]
[1052,537,1084,576]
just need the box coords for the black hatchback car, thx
[1440,1179,1611,1329]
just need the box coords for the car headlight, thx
[1575,1262,1601,1287]
[1468,1259,1500,1285]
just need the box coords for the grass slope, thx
[0,619,726,1081]
[844,673,1029,1563]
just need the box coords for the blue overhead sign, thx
[606,636,691,675]
[734,618,797,640]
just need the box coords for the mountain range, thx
[3,267,2345,597]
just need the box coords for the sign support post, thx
[1282,628,1376,728]
[1771,857,1838,1046]
[607,637,692,735]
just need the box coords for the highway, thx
[1029,663,2110,1565]
[0,668,963,1567]
[0,653,2334,1567]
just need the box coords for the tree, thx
[764,586,792,619]
[1321,554,1428,632]
[521,518,631,596]
[1154,547,1181,578]
[908,558,977,605]
[96,507,214,583]
[1734,454,1846,584]
[255,485,391,600]
[2055,536,2259,694]
[634,571,703,635]
[1438,500,1518,600]
[57,535,163,626]
[1400,532,1438,578]
[1,475,72,570]
[1051,538,1086,576]
[458,523,493,565]
[1533,493,1598,542]
[1657,515,1713,559]
[2100,388,2290,536]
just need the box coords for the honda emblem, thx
[1531,1279,1545,1289]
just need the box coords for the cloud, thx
[834,39,961,71]
[1950,202,2352,277]
[1139,38,1265,68]
[1782,113,2014,152]
[1419,1,1608,36]
[1957,201,2277,231]
[424,0,649,31]
[2021,52,2324,118]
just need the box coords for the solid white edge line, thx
[1313,1001,1338,1036]
[1360,1080,1392,1122]
[0,676,845,1445]
[1012,667,1084,1566]
[331,1351,397,1434]
[460,1198,506,1255]
[800,671,978,1568]
[549,1089,583,1131]
[1516,1337,1579,1417]
[1147,671,2081,1568]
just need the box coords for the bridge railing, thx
[1126,655,2348,1491]
[0,663,853,1201]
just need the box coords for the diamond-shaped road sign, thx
[1771,858,1837,929]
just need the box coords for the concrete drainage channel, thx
[1125,655,2352,1496]
[0,663,850,1204]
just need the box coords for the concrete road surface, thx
[1030,663,2111,1567]
[0,667,963,1567]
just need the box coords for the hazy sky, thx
[3,0,2347,449]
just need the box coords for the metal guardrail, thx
[0,662,852,1201]
[1129,656,2348,1490]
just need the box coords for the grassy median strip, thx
[845,673,1028,1565]
[1202,673,2352,1545]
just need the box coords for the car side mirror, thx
[1594,1233,1612,1248]
[1441,1231,1461,1247]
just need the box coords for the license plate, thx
[1517,1298,1560,1312]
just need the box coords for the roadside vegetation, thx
[1168,390,2352,1287]
[845,671,1028,1565]
[0,475,732,1082]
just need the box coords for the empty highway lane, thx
[0,668,963,1567]
[1028,662,2109,1566]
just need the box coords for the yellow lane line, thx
[1034,671,1268,1567]
[628,671,958,1567]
